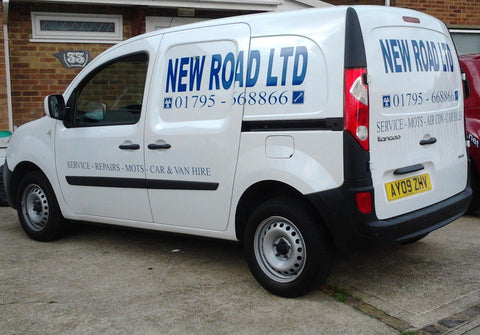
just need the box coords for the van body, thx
[4,6,471,297]
[460,54,480,211]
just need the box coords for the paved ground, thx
[330,213,480,334]
[0,206,479,335]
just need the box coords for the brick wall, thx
[0,3,9,130]
[394,0,480,26]
[7,2,137,127]
[329,0,480,26]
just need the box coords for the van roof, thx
[134,5,348,40]
[106,5,443,55]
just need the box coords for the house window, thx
[31,12,123,43]
[451,30,480,55]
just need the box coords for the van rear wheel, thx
[244,197,333,297]
[17,171,66,241]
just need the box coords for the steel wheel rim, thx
[21,184,49,232]
[254,216,306,283]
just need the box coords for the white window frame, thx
[31,12,123,44]
[145,16,207,33]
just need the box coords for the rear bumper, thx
[307,183,472,251]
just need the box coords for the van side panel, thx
[145,24,250,231]
[242,36,327,121]
[231,12,348,220]
[238,34,345,191]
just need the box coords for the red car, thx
[460,54,480,211]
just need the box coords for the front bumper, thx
[3,160,14,209]
[0,164,8,206]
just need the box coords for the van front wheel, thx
[244,197,333,297]
[17,171,66,241]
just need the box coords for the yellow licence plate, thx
[385,173,432,201]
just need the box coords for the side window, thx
[71,52,148,127]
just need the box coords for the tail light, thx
[356,191,372,214]
[344,67,369,151]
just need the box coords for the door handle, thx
[148,143,171,150]
[119,143,140,150]
[393,164,425,175]
[419,137,437,145]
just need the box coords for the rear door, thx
[359,7,468,219]
[144,24,250,230]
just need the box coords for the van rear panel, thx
[306,7,471,250]
[357,7,468,219]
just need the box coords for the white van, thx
[4,6,471,297]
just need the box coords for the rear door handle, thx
[394,164,425,175]
[119,144,140,150]
[420,137,437,145]
[148,143,171,150]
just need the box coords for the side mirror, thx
[44,94,66,120]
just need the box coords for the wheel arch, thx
[234,180,332,243]
[9,161,45,209]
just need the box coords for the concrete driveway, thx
[0,206,479,335]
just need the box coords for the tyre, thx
[244,197,333,298]
[17,171,66,241]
